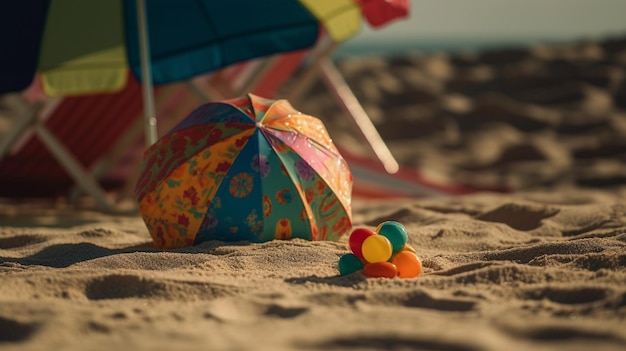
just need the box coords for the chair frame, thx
[0,35,403,210]
[0,95,115,209]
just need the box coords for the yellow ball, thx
[361,235,392,263]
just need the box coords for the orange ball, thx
[391,251,422,278]
[363,261,398,278]
[401,243,416,253]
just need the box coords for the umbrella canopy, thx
[357,0,410,28]
[134,94,353,249]
[0,0,411,96]
[301,0,411,42]
[299,0,362,42]
[0,0,320,96]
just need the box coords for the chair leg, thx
[88,114,144,180]
[189,56,281,103]
[1,95,115,210]
[286,43,336,104]
[0,95,39,160]
[69,115,145,205]
[33,121,115,211]
[316,57,399,174]
[186,79,223,102]
[288,42,399,174]
[231,56,280,97]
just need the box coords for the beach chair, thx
[0,78,130,209]
[0,53,462,206]
[184,50,309,102]
[0,52,324,210]
[182,46,474,199]
[0,73,215,211]
[286,36,400,174]
[189,34,401,175]
[0,74,162,210]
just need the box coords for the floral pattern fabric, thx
[135,94,352,249]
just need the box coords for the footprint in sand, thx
[85,274,166,300]
[0,234,47,250]
[521,286,608,305]
[497,319,625,343]
[85,274,242,301]
[365,289,477,312]
[397,290,477,312]
[475,202,559,231]
[203,297,309,323]
[0,316,39,342]
[309,335,480,351]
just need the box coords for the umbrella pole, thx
[136,0,158,147]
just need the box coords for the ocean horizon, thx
[336,0,626,58]
[335,32,626,58]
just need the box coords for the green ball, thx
[376,221,408,253]
[338,254,364,276]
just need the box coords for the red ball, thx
[363,262,398,278]
[348,227,375,258]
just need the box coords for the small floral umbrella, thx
[135,94,353,249]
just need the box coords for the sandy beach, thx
[1,36,626,350]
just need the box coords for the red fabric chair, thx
[0,73,149,208]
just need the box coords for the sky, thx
[341,0,626,53]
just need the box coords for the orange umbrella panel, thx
[135,94,353,249]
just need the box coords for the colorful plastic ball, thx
[349,227,375,259]
[391,251,422,278]
[376,221,408,253]
[361,235,392,263]
[363,261,398,278]
[338,253,365,276]
[401,243,416,253]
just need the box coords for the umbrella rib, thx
[262,128,345,173]
[263,125,345,160]
[273,145,352,235]
[140,131,251,233]
[138,128,253,203]
[262,131,352,215]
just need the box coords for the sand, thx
[1,191,625,350]
[297,36,626,192]
[2,36,626,350]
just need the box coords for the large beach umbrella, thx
[299,0,362,42]
[0,0,320,145]
[134,94,353,249]
[357,0,410,28]
[300,0,411,42]
[0,1,409,149]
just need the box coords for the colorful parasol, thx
[134,94,353,249]
[0,0,322,147]
[301,0,411,42]
[357,0,410,28]
[0,0,410,97]
[0,0,320,96]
